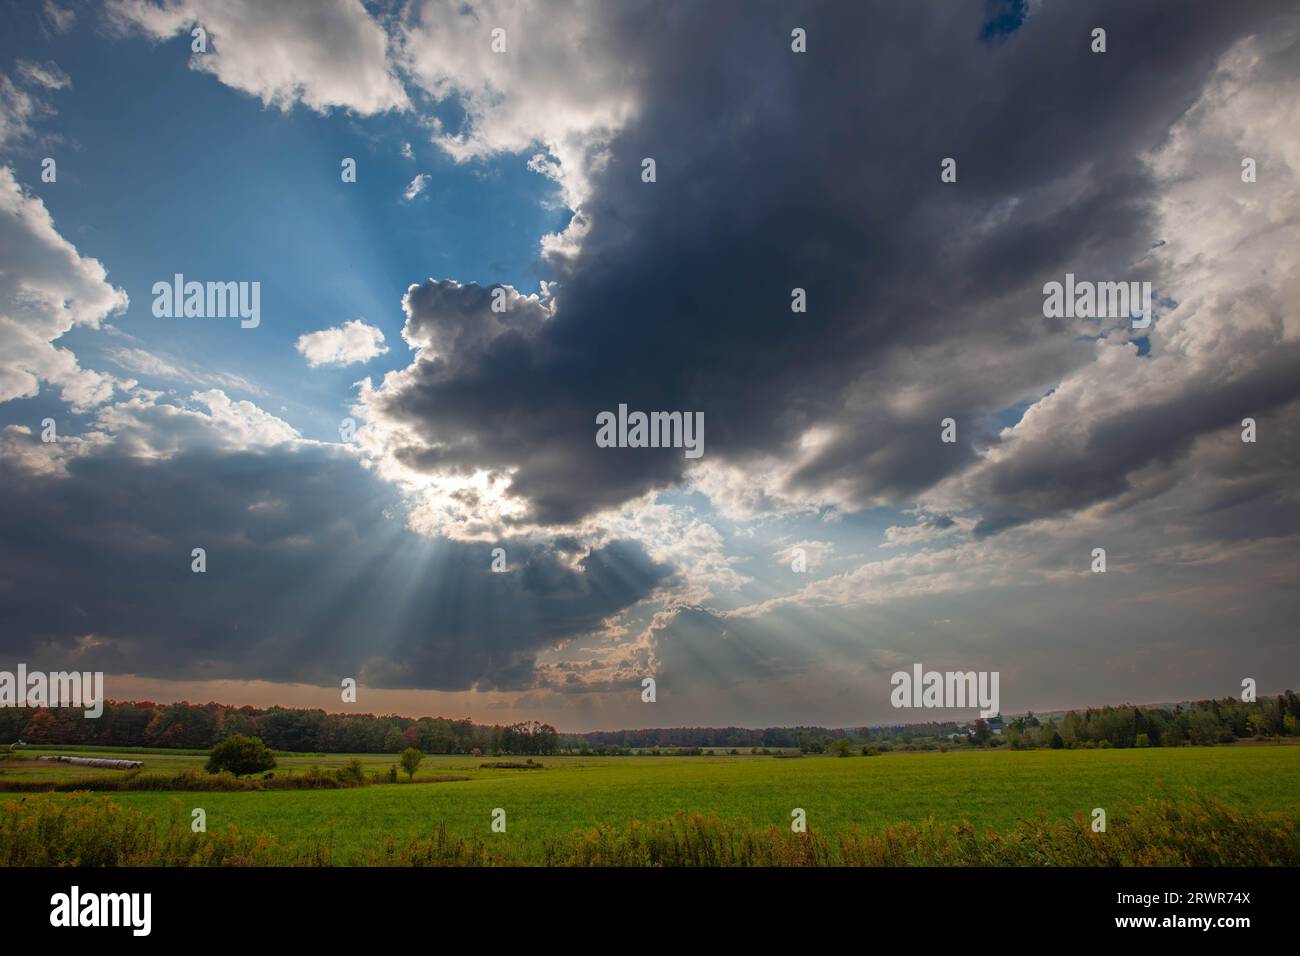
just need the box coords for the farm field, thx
[6,744,1298,864]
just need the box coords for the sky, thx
[0,0,1297,732]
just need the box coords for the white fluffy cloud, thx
[295,319,389,367]
[0,166,129,409]
[108,0,409,115]
[397,0,642,256]
[87,388,301,459]
[105,1,640,261]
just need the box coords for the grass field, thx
[6,744,1297,863]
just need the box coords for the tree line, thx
[1,692,1295,754]
[783,693,1300,753]
[0,700,557,756]
[1000,693,1300,750]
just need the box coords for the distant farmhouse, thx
[947,715,1006,739]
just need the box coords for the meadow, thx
[3,743,1298,864]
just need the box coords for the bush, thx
[337,758,367,786]
[204,735,276,777]
[126,769,257,792]
[262,764,372,790]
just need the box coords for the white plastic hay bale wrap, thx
[37,755,142,769]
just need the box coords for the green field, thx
[7,744,1298,864]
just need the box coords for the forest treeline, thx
[0,702,556,756]
[0,692,1296,755]
[567,692,1300,754]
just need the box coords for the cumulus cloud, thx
[354,275,703,536]
[87,388,300,458]
[295,319,389,368]
[0,166,129,409]
[920,24,1300,536]
[0,407,671,689]
[107,0,409,115]
[396,0,642,215]
[0,321,670,692]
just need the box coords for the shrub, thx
[263,765,363,790]
[125,769,257,792]
[205,736,276,777]
[337,759,367,786]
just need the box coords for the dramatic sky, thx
[1,0,1297,731]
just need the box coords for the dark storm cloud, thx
[967,348,1300,537]
[0,431,671,689]
[370,0,1300,527]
